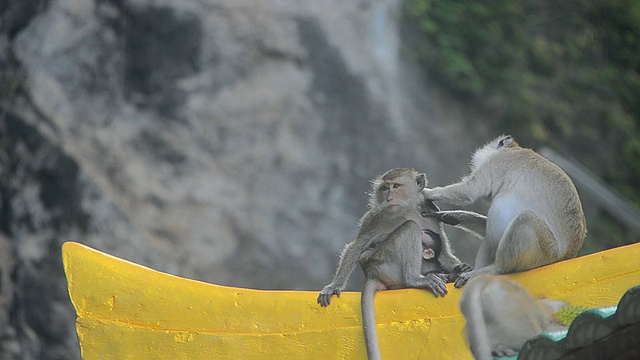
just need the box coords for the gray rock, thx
[0,0,488,358]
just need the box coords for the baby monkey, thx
[420,199,481,279]
[420,228,471,281]
[420,228,442,270]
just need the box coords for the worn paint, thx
[62,242,640,359]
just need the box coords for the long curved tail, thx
[361,279,385,360]
[459,278,492,360]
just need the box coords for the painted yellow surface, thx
[62,241,640,360]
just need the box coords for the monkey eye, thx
[392,183,401,189]
[381,184,389,191]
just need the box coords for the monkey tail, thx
[459,279,493,360]
[361,279,386,360]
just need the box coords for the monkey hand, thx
[317,284,341,307]
[424,273,448,297]
[423,211,461,226]
[454,262,472,274]
[422,187,440,201]
[444,263,472,282]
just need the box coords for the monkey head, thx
[471,134,520,171]
[421,229,442,260]
[369,168,426,207]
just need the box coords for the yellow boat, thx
[62,241,640,360]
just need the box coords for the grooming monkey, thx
[424,135,587,287]
[317,168,484,360]
[459,274,567,360]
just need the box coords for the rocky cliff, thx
[0,0,488,358]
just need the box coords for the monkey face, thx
[379,181,405,205]
[371,168,425,207]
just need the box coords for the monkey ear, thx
[422,248,435,260]
[498,135,513,148]
[416,173,426,190]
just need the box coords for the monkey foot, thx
[492,345,516,357]
[454,271,473,288]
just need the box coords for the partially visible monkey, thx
[421,201,485,279]
[419,197,485,277]
[420,228,443,274]
[424,135,587,287]
[459,274,567,360]
[317,168,484,360]
[420,228,472,281]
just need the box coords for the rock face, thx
[0,0,488,358]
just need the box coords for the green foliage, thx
[404,0,640,214]
[554,305,588,327]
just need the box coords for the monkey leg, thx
[391,221,448,297]
[493,210,559,272]
[455,210,557,288]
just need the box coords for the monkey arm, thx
[423,170,491,206]
[317,241,362,307]
[431,210,487,239]
[424,183,476,205]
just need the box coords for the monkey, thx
[459,274,567,360]
[424,135,587,288]
[317,168,484,360]
[418,197,482,276]
[420,200,486,279]
[420,228,474,281]
[420,228,442,272]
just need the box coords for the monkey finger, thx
[493,345,517,357]
[317,287,341,307]
[454,273,471,288]
[317,292,329,306]
[431,283,447,297]
[425,274,448,297]
[455,263,472,274]
[438,281,448,296]
[444,273,457,283]
[317,294,331,307]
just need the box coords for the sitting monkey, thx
[317,168,485,360]
[425,135,587,287]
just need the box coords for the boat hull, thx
[62,242,640,359]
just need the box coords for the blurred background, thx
[0,0,639,358]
